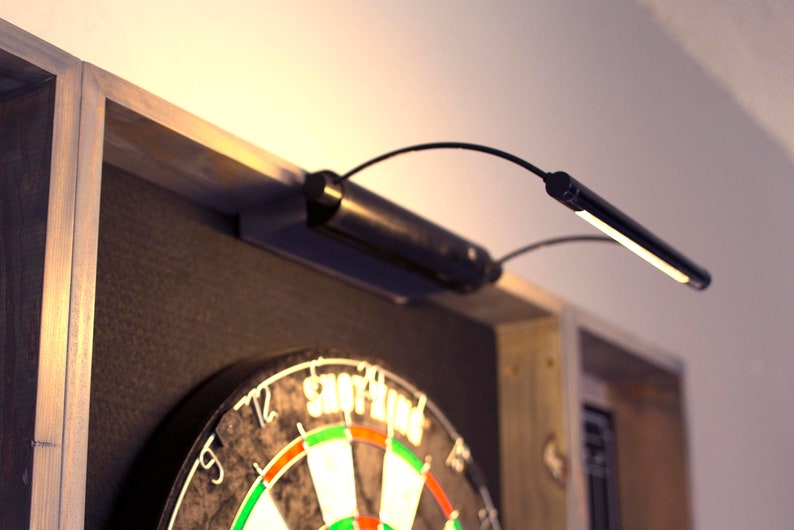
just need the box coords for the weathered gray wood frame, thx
[0,18,81,530]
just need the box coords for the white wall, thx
[4,1,793,528]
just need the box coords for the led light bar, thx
[544,171,711,290]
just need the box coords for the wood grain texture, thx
[430,278,550,327]
[29,58,81,530]
[52,62,105,530]
[0,19,78,92]
[611,380,692,530]
[0,18,83,530]
[0,48,51,94]
[569,307,691,529]
[0,77,55,530]
[559,310,590,529]
[86,65,304,215]
[497,316,568,530]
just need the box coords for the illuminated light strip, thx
[576,210,691,284]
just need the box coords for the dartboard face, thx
[156,350,500,530]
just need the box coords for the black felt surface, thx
[87,166,499,529]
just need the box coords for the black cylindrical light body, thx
[545,171,711,290]
[303,171,502,292]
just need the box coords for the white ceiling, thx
[634,0,794,166]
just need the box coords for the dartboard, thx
[127,349,501,529]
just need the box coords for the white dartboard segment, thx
[157,354,500,530]
[303,425,358,524]
[239,486,289,530]
[379,438,426,530]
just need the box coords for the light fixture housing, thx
[241,142,711,299]
[303,170,503,292]
[544,171,711,290]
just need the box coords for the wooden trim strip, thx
[0,19,85,530]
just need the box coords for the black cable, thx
[336,141,549,182]
[332,141,618,275]
[496,235,618,266]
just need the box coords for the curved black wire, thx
[332,141,617,270]
[496,235,618,266]
[336,141,549,182]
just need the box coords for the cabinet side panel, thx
[0,78,56,530]
[497,317,568,530]
[611,381,691,530]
